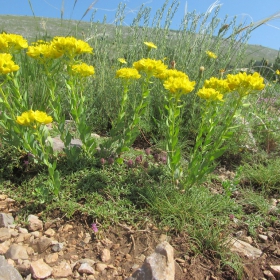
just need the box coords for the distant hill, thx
[0,14,278,65]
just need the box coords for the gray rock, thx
[0,255,23,280]
[78,263,95,275]
[37,237,52,254]
[229,238,262,259]
[51,137,83,152]
[28,215,43,232]
[51,242,64,252]
[0,213,14,228]
[127,241,175,280]
[5,244,29,260]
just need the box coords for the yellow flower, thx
[226,72,265,97]
[71,63,95,77]
[16,110,35,126]
[116,68,141,79]
[16,110,52,126]
[33,110,53,124]
[27,41,63,61]
[197,87,224,102]
[51,36,93,58]
[157,69,188,80]
[133,58,167,77]
[163,76,196,97]
[118,58,127,64]
[0,33,28,53]
[203,77,230,94]
[0,53,20,74]
[144,41,157,49]
[276,69,280,75]
[206,51,217,59]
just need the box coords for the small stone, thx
[30,231,40,238]
[259,234,268,242]
[30,259,52,279]
[15,233,31,243]
[125,254,132,261]
[95,263,107,272]
[0,240,10,254]
[83,236,91,244]
[79,258,96,266]
[100,248,111,262]
[9,229,19,237]
[131,264,140,270]
[78,262,95,275]
[26,247,34,256]
[111,244,120,250]
[0,227,11,241]
[37,237,52,253]
[52,242,64,252]
[18,227,28,234]
[62,224,73,232]
[270,265,280,279]
[44,228,56,237]
[5,244,29,260]
[45,253,59,264]
[0,213,14,227]
[137,254,146,262]
[264,270,276,279]
[16,260,31,277]
[241,236,253,244]
[52,260,72,278]
[28,215,43,231]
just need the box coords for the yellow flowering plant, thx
[161,73,196,180]
[185,72,265,188]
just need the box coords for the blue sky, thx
[0,0,279,50]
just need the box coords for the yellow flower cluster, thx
[71,63,95,77]
[0,53,20,74]
[276,69,280,75]
[27,41,63,61]
[226,72,265,97]
[163,76,196,97]
[133,58,167,77]
[157,69,188,80]
[16,110,53,127]
[116,68,141,80]
[206,51,217,59]
[0,33,28,53]
[52,36,93,58]
[27,36,93,61]
[197,87,224,101]
[204,77,230,94]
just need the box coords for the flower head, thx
[51,36,93,58]
[27,41,63,61]
[0,33,28,53]
[157,69,188,80]
[197,87,224,102]
[206,50,217,59]
[276,69,280,75]
[0,53,19,74]
[16,110,52,127]
[203,77,230,94]
[71,63,95,77]
[116,68,141,80]
[133,58,167,77]
[144,41,157,49]
[226,72,265,97]
[91,223,98,233]
[118,58,127,64]
[163,76,196,98]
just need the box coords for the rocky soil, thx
[1,193,280,280]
